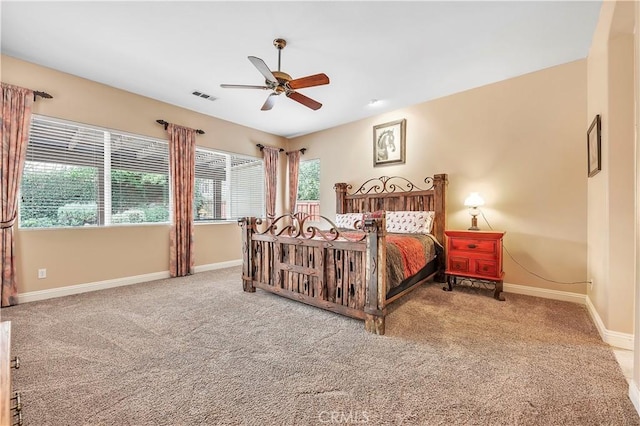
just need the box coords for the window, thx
[296,159,320,218]
[194,147,264,221]
[20,115,170,228]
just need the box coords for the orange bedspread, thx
[385,233,438,290]
[387,234,428,277]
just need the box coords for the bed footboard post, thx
[433,174,448,282]
[364,216,386,335]
[335,182,348,214]
[239,217,256,293]
[364,314,385,335]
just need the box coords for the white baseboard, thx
[193,259,242,273]
[630,381,640,417]
[503,283,634,350]
[503,282,586,304]
[585,295,635,350]
[17,259,242,304]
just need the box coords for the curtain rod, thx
[33,90,53,101]
[156,119,205,135]
[286,148,306,155]
[256,144,284,152]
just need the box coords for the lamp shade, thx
[464,192,485,207]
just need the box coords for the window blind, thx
[194,147,264,221]
[20,115,170,228]
[109,131,170,224]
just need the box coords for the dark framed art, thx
[373,119,406,167]
[587,114,601,178]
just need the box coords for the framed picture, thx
[373,119,406,166]
[587,114,601,177]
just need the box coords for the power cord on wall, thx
[478,209,591,285]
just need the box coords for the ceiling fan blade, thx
[288,73,330,90]
[287,91,322,111]
[261,93,278,111]
[220,84,269,90]
[248,56,277,84]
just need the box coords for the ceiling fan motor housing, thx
[270,71,292,94]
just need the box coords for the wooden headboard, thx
[334,174,448,245]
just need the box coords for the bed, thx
[238,174,448,335]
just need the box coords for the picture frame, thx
[373,119,406,167]
[587,114,601,177]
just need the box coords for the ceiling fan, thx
[220,38,330,111]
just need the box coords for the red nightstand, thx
[444,230,506,300]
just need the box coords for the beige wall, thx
[586,0,636,336]
[289,60,588,293]
[1,55,287,294]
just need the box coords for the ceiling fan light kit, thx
[220,38,330,111]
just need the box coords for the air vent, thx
[192,90,217,101]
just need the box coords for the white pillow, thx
[385,211,435,234]
[335,213,364,230]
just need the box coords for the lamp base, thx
[469,215,480,231]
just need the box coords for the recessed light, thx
[368,99,382,107]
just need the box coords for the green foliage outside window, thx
[57,203,98,226]
[297,159,320,201]
[20,166,98,225]
[20,165,169,228]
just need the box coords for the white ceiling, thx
[1,1,601,138]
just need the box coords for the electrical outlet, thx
[38,268,47,279]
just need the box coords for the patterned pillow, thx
[422,211,436,234]
[335,213,364,230]
[385,211,435,234]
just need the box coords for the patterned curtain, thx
[287,150,301,213]
[262,146,280,220]
[1,83,34,307]
[166,124,196,277]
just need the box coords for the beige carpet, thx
[2,266,638,425]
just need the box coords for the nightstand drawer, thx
[448,257,470,273]
[449,238,497,255]
[474,260,498,277]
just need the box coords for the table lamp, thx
[464,192,484,231]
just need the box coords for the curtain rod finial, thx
[33,90,53,101]
[156,119,168,130]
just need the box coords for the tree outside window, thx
[296,159,320,218]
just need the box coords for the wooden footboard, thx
[239,174,447,335]
[239,214,388,334]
